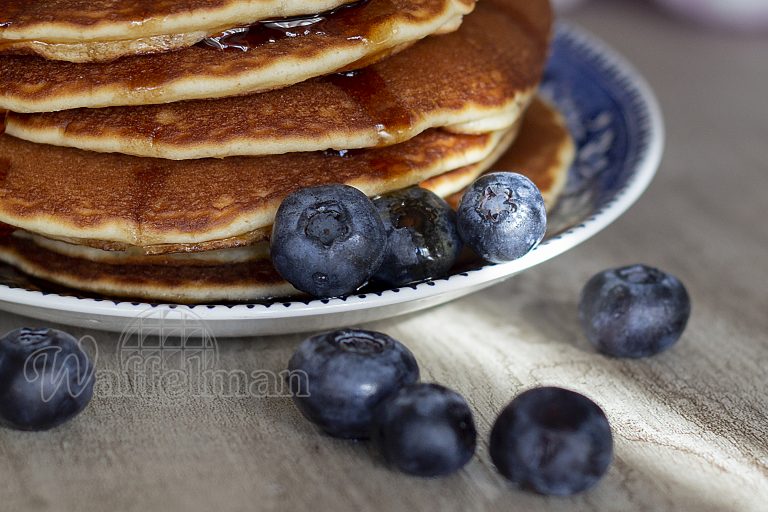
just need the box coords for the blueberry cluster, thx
[288,328,477,477]
[283,263,690,491]
[270,172,547,299]
[287,328,615,492]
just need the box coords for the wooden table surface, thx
[1,1,766,511]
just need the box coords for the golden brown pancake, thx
[19,231,271,266]
[4,1,547,158]
[0,30,218,64]
[0,0,357,62]
[0,99,574,303]
[0,0,487,112]
[0,128,511,249]
[0,234,296,303]
[423,97,574,209]
[0,0,357,41]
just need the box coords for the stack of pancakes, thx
[0,0,573,303]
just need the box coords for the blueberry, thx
[0,328,95,431]
[490,387,613,496]
[579,264,691,358]
[373,187,462,286]
[372,383,476,477]
[457,172,547,263]
[287,328,419,439]
[271,184,386,298]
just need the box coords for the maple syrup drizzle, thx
[0,110,7,135]
[199,0,396,51]
[202,15,327,50]
[326,69,415,146]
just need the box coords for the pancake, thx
[0,234,296,303]
[0,99,574,303]
[18,231,271,266]
[0,0,490,112]
[4,1,547,158]
[0,0,358,62]
[0,1,357,41]
[422,97,574,209]
[0,127,512,249]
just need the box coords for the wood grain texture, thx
[0,1,767,510]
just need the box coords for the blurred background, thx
[555,0,768,33]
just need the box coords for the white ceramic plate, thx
[0,24,664,337]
